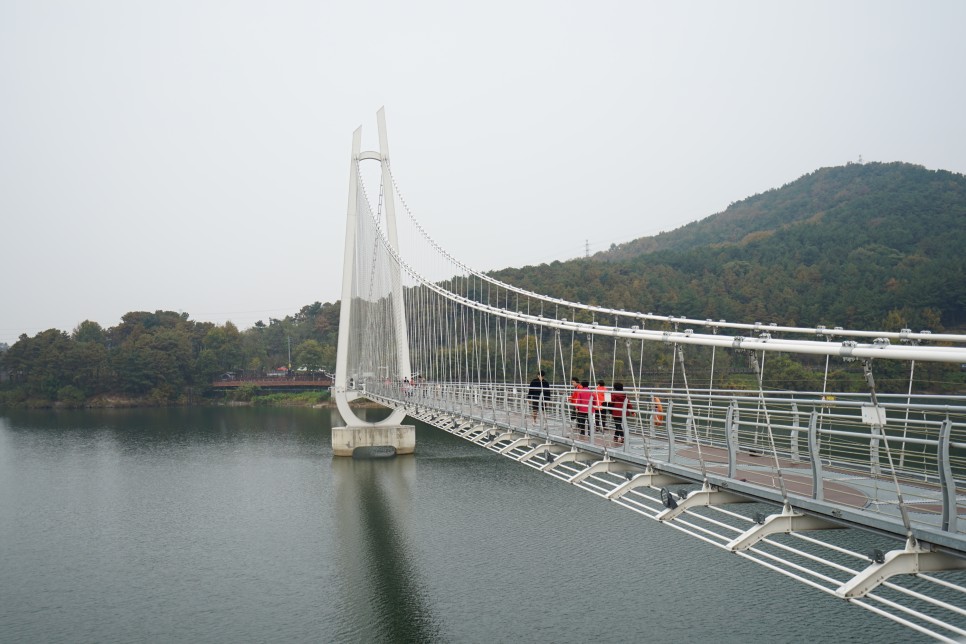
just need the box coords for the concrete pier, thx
[331,424,415,457]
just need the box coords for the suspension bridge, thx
[332,109,966,641]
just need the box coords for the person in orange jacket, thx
[594,380,607,430]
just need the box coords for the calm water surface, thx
[0,407,918,643]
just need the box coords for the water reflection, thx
[332,454,443,642]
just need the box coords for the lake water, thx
[0,407,917,643]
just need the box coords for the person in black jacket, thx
[527,370,550,421]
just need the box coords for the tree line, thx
[0,304,340,406]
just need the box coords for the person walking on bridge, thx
[568,377,582,423]
[609,382,632,443]
[527,370,550,422]
[574,380,593,435]
[594,380,607,431]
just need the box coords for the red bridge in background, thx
[211,377,332,389]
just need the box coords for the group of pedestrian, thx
[401,375,425,397]
[566,378,632,441]
[528,371,633,443]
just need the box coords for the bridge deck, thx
[356,383,965,549]
[364,389,966,641]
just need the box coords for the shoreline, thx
[0,395,388,411]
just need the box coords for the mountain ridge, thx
[596,161,965,261]
[491,161,966,331]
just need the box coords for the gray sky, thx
[2,1,964,344]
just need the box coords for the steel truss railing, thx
[347,379,966,641]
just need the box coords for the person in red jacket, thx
[574,380,594,435]
[609,382,632,443]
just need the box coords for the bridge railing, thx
[355,378,966,541]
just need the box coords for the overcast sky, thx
[2,1,964,345]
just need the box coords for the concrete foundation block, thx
[332,425,415,457]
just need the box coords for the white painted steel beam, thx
[518,443,570,463]
[540,449,598,472]
[499,436,541,454]
[568,458,622,484]
[487,431,516,447]
[837,538,966,598]
[606,469,689,499]
[471,429,500,444]
[726,505,844,551]
[456,423,483,436]
[657,481,754,522]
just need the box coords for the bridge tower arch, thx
[332,108,414,456]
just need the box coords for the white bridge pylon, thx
[332,108,413,456]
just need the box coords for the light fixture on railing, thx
[660,487,678,509]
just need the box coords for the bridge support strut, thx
[568,458,626,484]
[500,435,541,454]
[657,481,752,522]
[606,466,689,499]
[727,503,843,551]
[518,443,570,464]
[836,537,966,598]
[541,449,598,472]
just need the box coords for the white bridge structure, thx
[333,110,966,640]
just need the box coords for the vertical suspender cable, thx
[611,316,618,384]
[752,350,790,504]
[899,359,915,470]
[863,359,915,539]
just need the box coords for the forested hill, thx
[491,162,966,331]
